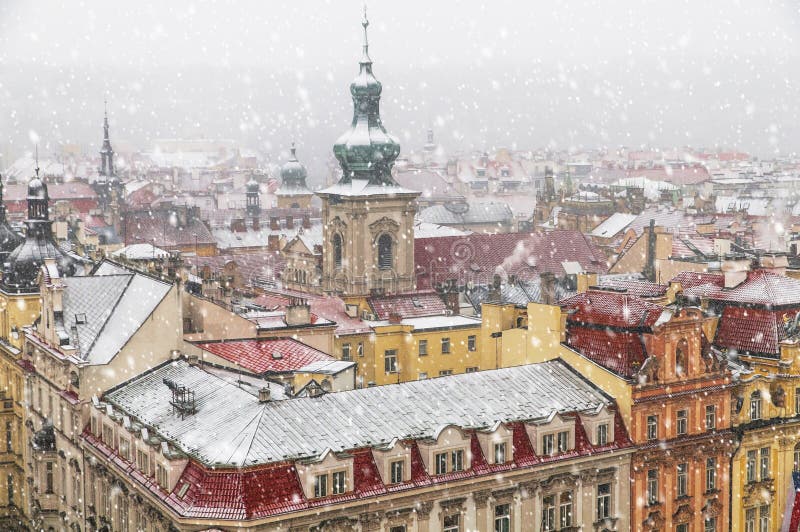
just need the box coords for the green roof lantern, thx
[332,7,401,186]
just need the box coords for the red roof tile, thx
[670,271,724,289]
[367,292,446,319]
[124,210,215,248]
[414,230,607,290]
[713,306,797,357]
[565,326,647,378]
[703,270,800,307]
[560,291,664,329]
[195,338,334,374]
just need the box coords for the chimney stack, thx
[540,272,557,305]
[388,312,402,324]
[258,387,271,403]
[187,354,199,366]
[285,296,311,326]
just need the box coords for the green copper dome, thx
[333,11,400,186]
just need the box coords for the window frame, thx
[705,404,716,430]
[418,339,428,356]
[676,409,688,436]
[467,335,476,352]
[441,337,451,354]
[390,460,404,484]
[646,414,658,440]
[384,349,398,374]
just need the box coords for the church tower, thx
[99,101,115,178]
[316,10,419,297]
[276,143,313,209]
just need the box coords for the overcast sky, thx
[1,0,799,175]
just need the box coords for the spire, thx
[34,145,39,178]
[332,8,400,186]
[103,98,110,141]
[361,4,371,64]
[290,141,297,161]
[100,99,115,177]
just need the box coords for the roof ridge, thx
[83,273,135,356]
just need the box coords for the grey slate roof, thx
[61,272,172,364]
[418,201,513,226]
[104,358,611,467]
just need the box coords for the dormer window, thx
[433,449,465,475]
[494,442,507,464]
[596,423,609,446]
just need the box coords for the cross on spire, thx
[361,4,371,64]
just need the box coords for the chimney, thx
[540,272,557,305]
[268,234,280,251]
[258,387,271,403]
[187,354,199,367]
[270,216,280,230]
[642,219,657,282]
[302,214,311,229]
[230,218,246,233]
[576,272,599,294]
[285,296,311,326]
[487,274,502,304]
[252,216,260,231]
[442,279,460,315]
[721,257,751,288]
[388,312,402,324]
[285,215,294,229]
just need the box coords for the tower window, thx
[332,233,343,269]
[378,233,393,270]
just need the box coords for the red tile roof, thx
[124,210,215,248]
[560,291,664,329]
[713,306,797,357]
[414,230,607,290]
[702,270,800,307]
[670,271,724,290]
[565,326,647,378]
[194,338,334,374]
[597,280,667,298]
[367,292,446,319]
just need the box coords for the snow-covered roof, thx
[365,314,481,331]
[296,360,356,375]
[316,179,419,197]
[590,213,637,238]
[111,243,170,260]
[104,358,612,466]
[412,221,471,238]
[60,271,172,365]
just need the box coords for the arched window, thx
[675,339,688,377]
[378,234,393,270]
[750,390,762,421]
[332,234,343,269]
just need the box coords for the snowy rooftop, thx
[104,358,611,466]
[316,179,419,197]
[590,212,637,238]
[111,243,170,260]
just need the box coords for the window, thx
[676,462,688,497]
[542,494,556,531]
[750,391,762,421]
[646,415,658,440]
[6,475,13,506]
[759,505,770,532]
[418,340,428,356]
[494,442,507,464]
[332,233,343,269]
[677,524,688,532]
[332,471,346,495]
[468,335,476,351]
[494,503,510,532]
[441,337,451,354]
[542,434,555,456]
[451,449,464,472]
[341,343,351,361]
[705,517,717,532]
[676,409,688,435]
[156,464,168,489]
[378,234,393,270]
[384,349,398,373]
[102,424,114,446]
[796,387,800,415]
[5,421,11,452]
[45,462,54,494]
[435,452,448,475]
[706,404,716,430]
[443,514,460,532]
[557,431,569,453]
[390,460,404,484]
[795,443,800,472]
[760,447,770,480]
[313,474,328,498]
[439,369,453,377]
[706,457,716,491]
[137,449,149,476]
[676,340,687,376]
[646,469,659,505]
[465,366,478,373]
[119,437,130,461]
[597,423,608,446]
[390,527,406,532]
[596,483,611,520]
[745,508,756,532]
[746,450,757,483]
[418,372,428,380]
[559,491,573,528]
[357,342,364,357]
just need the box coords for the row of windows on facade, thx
[332,233,394,270]
[746,388,800,421]
[645,404,717,440]
[380,336,478,371]
[87,470,155,532]
[644,458,719,507]
[744,505,771,532]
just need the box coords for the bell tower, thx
[316,9,419,297]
